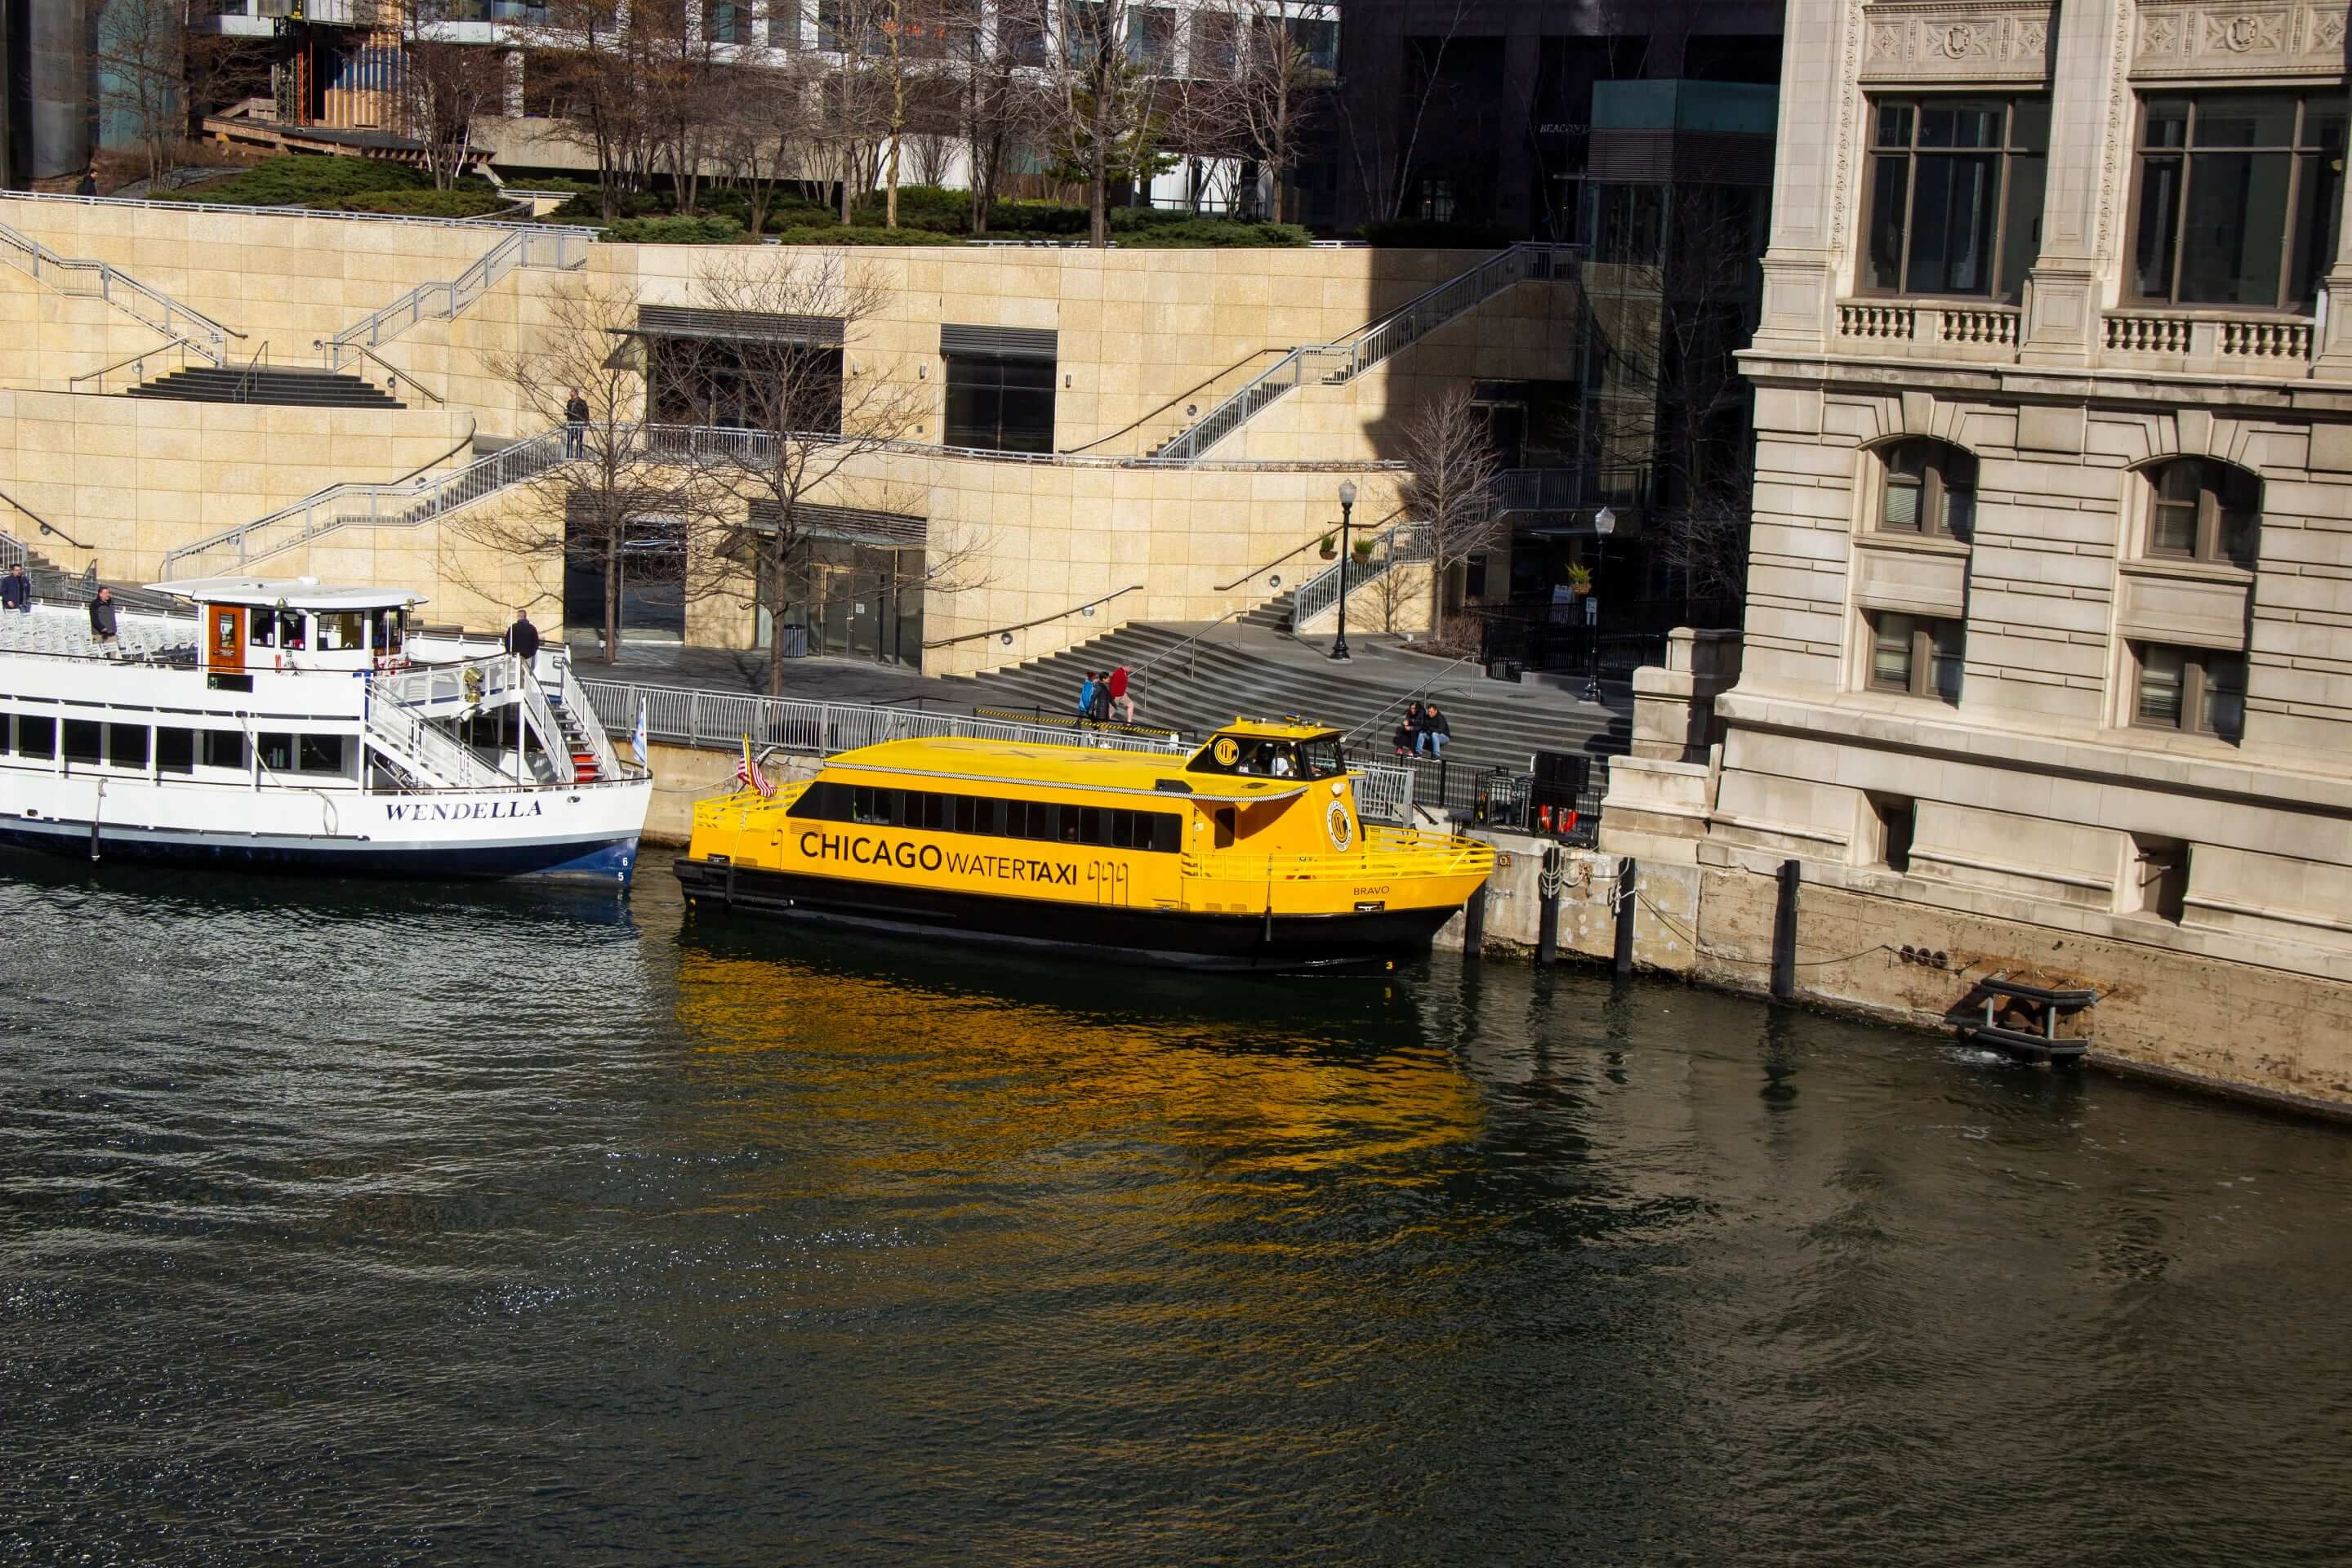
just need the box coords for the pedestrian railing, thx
[1154,243,1581,462]
[572,675,1423,825]
[324,227,590,372]
[1290,519,1428,629]
[0,216,241,365]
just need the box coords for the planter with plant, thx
[1567,564,1593,595]
[1352,537,1378,563]
[1319,532,1337,559]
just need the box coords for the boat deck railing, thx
[1183,826,1495,884]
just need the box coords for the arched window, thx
[1879,439,1976,538]
[2146,458,2259,568]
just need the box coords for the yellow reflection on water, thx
[670,936,1489,1186]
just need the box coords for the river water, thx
[2,853,2348,1566]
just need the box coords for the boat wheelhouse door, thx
[207,604,246,674]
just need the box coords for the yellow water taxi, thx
[673,719,1495,972]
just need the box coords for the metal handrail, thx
[345,342,447,405]
[1154,243,1582,462]
[921,584,1146,650]
[0,488,87,550]
[323,227,588,372]
[1342,649,1490,747]
[1289,512,1423,628]
[233,339,269,403]
[2,188,599,238]
[68,339,198,394]
[1059,346,1287,456]
[0,215,242,364]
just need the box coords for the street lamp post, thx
[1581,506,1617,703]
[1330,479,1358,662]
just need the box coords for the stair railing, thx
[323,227,590,372]
[69,338,202,395]
[1290,517,1428,629]
[1151,243,1581,463]
[160,425,567,578]
[233,340,270,403]
[547,648,627,778]
[362,689,512,791]
[345,341,447,405]
[0,216,241,364]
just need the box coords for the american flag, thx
[734,737,775,798]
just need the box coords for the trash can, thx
[1486,657,1524,683]
[777,625,809,659]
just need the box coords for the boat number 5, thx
[1325,800,1353,852]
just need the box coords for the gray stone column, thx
[2314,83,2352,372]
[2018,0,2130,367]
[1750,0,1865,356]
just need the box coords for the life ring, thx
[1326,800,1354,851]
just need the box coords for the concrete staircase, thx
[128,365,405,409]
[939,617,1626,777]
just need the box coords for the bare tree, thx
[716,62,822,235]
[1196,0,1334,225]
[394,0,511,189]
[680,254,969,693]
[521,1,663,219]
[453,278,712,662]
[1018,0,1174,247]
[938,0,1040,234]
[1334,0,1469,224]
[1398,384,1507,632]
[92,0,186,184]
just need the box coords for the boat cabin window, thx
[203,731,247,770]
[371,608,406,657]
[793,781,1183,853]
[318,612,367,653]
[249,608,307,649]
[17,715,55,760]
[109,724,148,770]
[1187,731,1347,780]
[157,728,194,774]
[63,720,100,764]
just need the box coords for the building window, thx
[702,0,744,42]
[2145,457,2258,567]
[1879,439,1976,537]
[1864,96,2048,301]
[2132,643,2245,742]
[943,354,1055,453]
[1127,5,1174,72]
[766,1,803,47]
[2132,92,2346,309]
[1866,610,1964,702]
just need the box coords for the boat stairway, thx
[546,688,609,783]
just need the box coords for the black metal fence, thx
[1478,613,1667,679]
[1386,754,1607,846]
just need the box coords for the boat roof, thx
[825,737,1311,803]
[145,576,428,612]
[1213,718,1342,741]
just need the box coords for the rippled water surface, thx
[3,853,2350,1566]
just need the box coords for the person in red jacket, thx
[1107,664,1134,724]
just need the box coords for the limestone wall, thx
[0,388,472,581]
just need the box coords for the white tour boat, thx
[0,577,653,883]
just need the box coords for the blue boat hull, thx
[0,817,639,884]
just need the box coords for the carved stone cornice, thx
[1861,2,2053,82]
[2133,3,2350,78]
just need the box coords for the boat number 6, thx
[1326,800,1354,851]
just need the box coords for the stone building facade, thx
[1604,0,2352,1111]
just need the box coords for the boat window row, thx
[245,607,405,654]
[0,713,348,775]
[791,781,1185,853]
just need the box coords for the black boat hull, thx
[672,855,1457,973]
